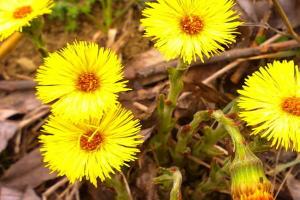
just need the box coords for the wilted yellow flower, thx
[36,41,129,121]
[238,60,300,151]
[0,0,53,41]
[39,106,142,186]
[141,0,241,64]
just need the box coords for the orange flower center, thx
[80,131,103,151]
[181,15,204,35]
[13,6,32,19]
[281,97,300,116]
[77,72,99,92]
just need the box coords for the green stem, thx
[192,124,226,158]
[173,111,209,165]
[105,174,132,200]
[212,111,246,150]
[152,60,189,164]
[154,167,182,200]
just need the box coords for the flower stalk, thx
[173,111,209,164]
[152,60,189,163]
[211,110,274,200]
[154,167,182,200]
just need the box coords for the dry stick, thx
[272,148,282,194]
[272,0,300,43]
[121,172,133,200]
[202,34,293,84]
[136,39,300,80]
[42,177,69,200]
[274,166,293,199]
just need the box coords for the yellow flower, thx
[0,0,53,41]
[238,60,300,151]
[39,106,142,186]
[36,41,129,121]
[141,0,241,64]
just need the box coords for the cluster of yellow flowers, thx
[0,0,142,186]
[2,0,299,199]
[36,42,143,186]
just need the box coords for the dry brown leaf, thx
[16,57,37,73]
[0,121,18,153]
[0,186,22,200]
[0,186,40,200]
[125,49,165,80]
[0,149,57,190]
[287,173,300,200]
[0,109,19,121]
[136,156,159,200]
[0,91,41,116]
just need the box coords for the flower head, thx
[238,60,300,151]
[0,0,53,41]
[36,41,129,121]
[141,0,241,64]
[39,106,142,186]
[231,144,274,200]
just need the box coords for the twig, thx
[135,39,300,80]
[121,172,133,200]
[274,166,293,199]
[202,35,296,84]
[42,177,69,200]
[272,148,282,194]
[271,0,300,43]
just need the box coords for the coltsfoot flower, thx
[141,0,241,64]
[0,0,53,41]
[36,41,129,121]
[238,60,300,151]
[39,106,142,186]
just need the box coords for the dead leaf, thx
[287,173,300,200]
[23,187,40,200]
[0,149,57,190]
[0,186,40,200]
[0,186,23,200]
[140,127,155,142]
[125,49,165,80]
[136,156,159,200]
[0,91,41,118]
[16,57,37,73]
[0,121,18,153]
[269,0,300,29]
[237,0,258,22]
[0,80,36,92]
[0,109,19,121]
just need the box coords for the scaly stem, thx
[105,173,133,200]
[154,167,182,200]
[152,60,189,164]
[173,111,209,165]
[211,111,244,148]
[0,32,23,60]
